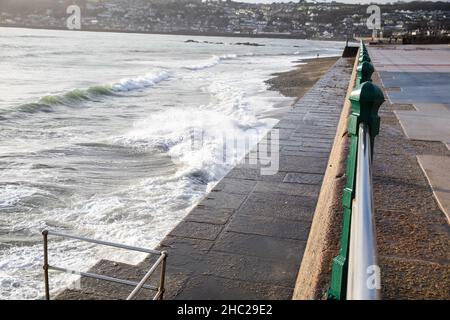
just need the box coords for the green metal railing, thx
[328,41,385,300]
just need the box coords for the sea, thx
[0,27,344,299]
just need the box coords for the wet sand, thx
[266,56,340,103]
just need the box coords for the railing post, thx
[360,40,367,53]
[158,251,167,300]
[349,81,385,153]
[356,61,375,87]
[328,53,384,299]
[42,230,50,300]
[358,53,371,64]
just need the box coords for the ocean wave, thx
[17,88,109,113]
[15,71,170,114]
[111,71,170,92]
[0,185,40,209]
[112,108,236,183]
[17,103,55,114]
[184,54,238,71]
[112,76,276,186]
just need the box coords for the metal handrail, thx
[42,230,167,300]
[48,266,159,291]
[346,123,380,300]
[127,252,167,300]
[45,230,161,255]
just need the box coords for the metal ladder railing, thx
[42,230,167,300]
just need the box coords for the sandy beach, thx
[266,56,340,103]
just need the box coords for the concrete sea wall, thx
[293,54,359,300]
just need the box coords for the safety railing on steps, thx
[328,41,385,300]
[42,230,167,300]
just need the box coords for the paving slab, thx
[253,181,322,197]
[200,192,248,210]
[212,231,306,262]
[170,221,224,241]
[175,275,293,300]
[196,250,300,287]
[237,192,316,221]
[226,167,287,182]
[417,155,450,221]
[380,72,450,105]
[184,208,234,225]
[394,103,450,149]
[212,178,257,195]
[277,155,329,174]
[227,214,311,240]
[283,172,324,185]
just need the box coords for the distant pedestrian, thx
[317,53,320,58]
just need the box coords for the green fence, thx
[328,41,385,300]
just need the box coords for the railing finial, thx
[358,53,371,63]
[349,81,385,147]
[356,61,375,87]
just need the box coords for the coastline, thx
[266,57,340,104]
[0,25,347,41]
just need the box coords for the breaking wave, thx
[15,71,170,114]
[111,71,170,92]
[184,54,238,71]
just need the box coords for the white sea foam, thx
[111,70,170,92]
[113,73,278,185]
[184,54,238,71]
[0,185,39,208]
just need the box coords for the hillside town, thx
[1,0,450,40]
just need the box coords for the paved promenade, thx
[370,45,450,219]
[369,45,450,299]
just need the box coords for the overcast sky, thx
[238,0,449,3]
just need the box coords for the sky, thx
[238,0,449,3]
